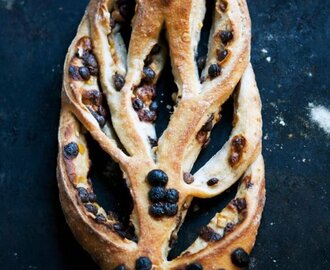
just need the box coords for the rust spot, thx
[183,172,194,184]
[228,135,246,167]
[199,226,222,242]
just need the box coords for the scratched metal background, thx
[0,0,329,269]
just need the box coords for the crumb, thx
[308,103,330,134]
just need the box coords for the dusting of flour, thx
[308,103,330,135]
[2,0,15,10]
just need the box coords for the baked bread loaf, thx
[57,0,265,269]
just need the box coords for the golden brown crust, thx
[57,0,265,269]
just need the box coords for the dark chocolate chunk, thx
[147,169,168,186]
[113,73,125,91]
[220,30,233,44]
[148,186,166,203]
[231,248,250,267]
[149,202,165,217]
[79,66,91,81]
[207,178,219,186]
[63,142,79,159]
[164,203,178,216]
[185,263,203,270]
[85,203,98,215]
[143,67,155,82]
[183,172,194,184]
[135,256,152,270]
[165,188,179,203]
[199,226,222,242]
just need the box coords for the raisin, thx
[69,65,81,80]
[137,109,157,122]
[85,203,98,215]
[220,30,233,44]
[224,222,235,234]
[147,169,168,186]
[148,187,166,203]
[208,63,221,78]
[197,56,206,70]
[232,198,247,212]
[149,202,165,217]
[63,142,79,159]
[143,67,155,82]
[132,98,144,111]
[183,172,194,184]
[113,73,125,91]
[207,178,219,186]
[165,188,179,203]
[135,256,152,270]
[217,49,228,61]
[88,193,97,202]
[149,101,158,111]
[185,263,203,270]
[164,203,178,216]
[199,226,222,242]
[77,187,89,203]
[79,66,91,81]
[95,214,107,223]
[113,264,126,270]
[231,248,250,267]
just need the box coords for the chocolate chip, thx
[149,202,165,217]
[165,188,179,203]
[95,214,107,223]
[183,172,194,184]
[132,98,144,111]
[143,67,155,82]
[63,142,79,159]
[113,264,126,270]
[148,186,166,202]
[88,193,97,202]
[79,66,91,81]
[220,30,233,44]
[135,256,152,270]
[231,248,250,267]
[232,198,247,212]
[151,44,161,55]
[207,178,219,186]
[197,56,206,70]
[217,49,228,61]
[208,63,221,78]
[199,226,222,242]
[77,187,89,203]
[149,101,158,111]
[147,169,168,186]
[85,203,98,215]
[113,73,125,91]
[164,203,178,216]
[185,263,203,270]
[148,136,158,147]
